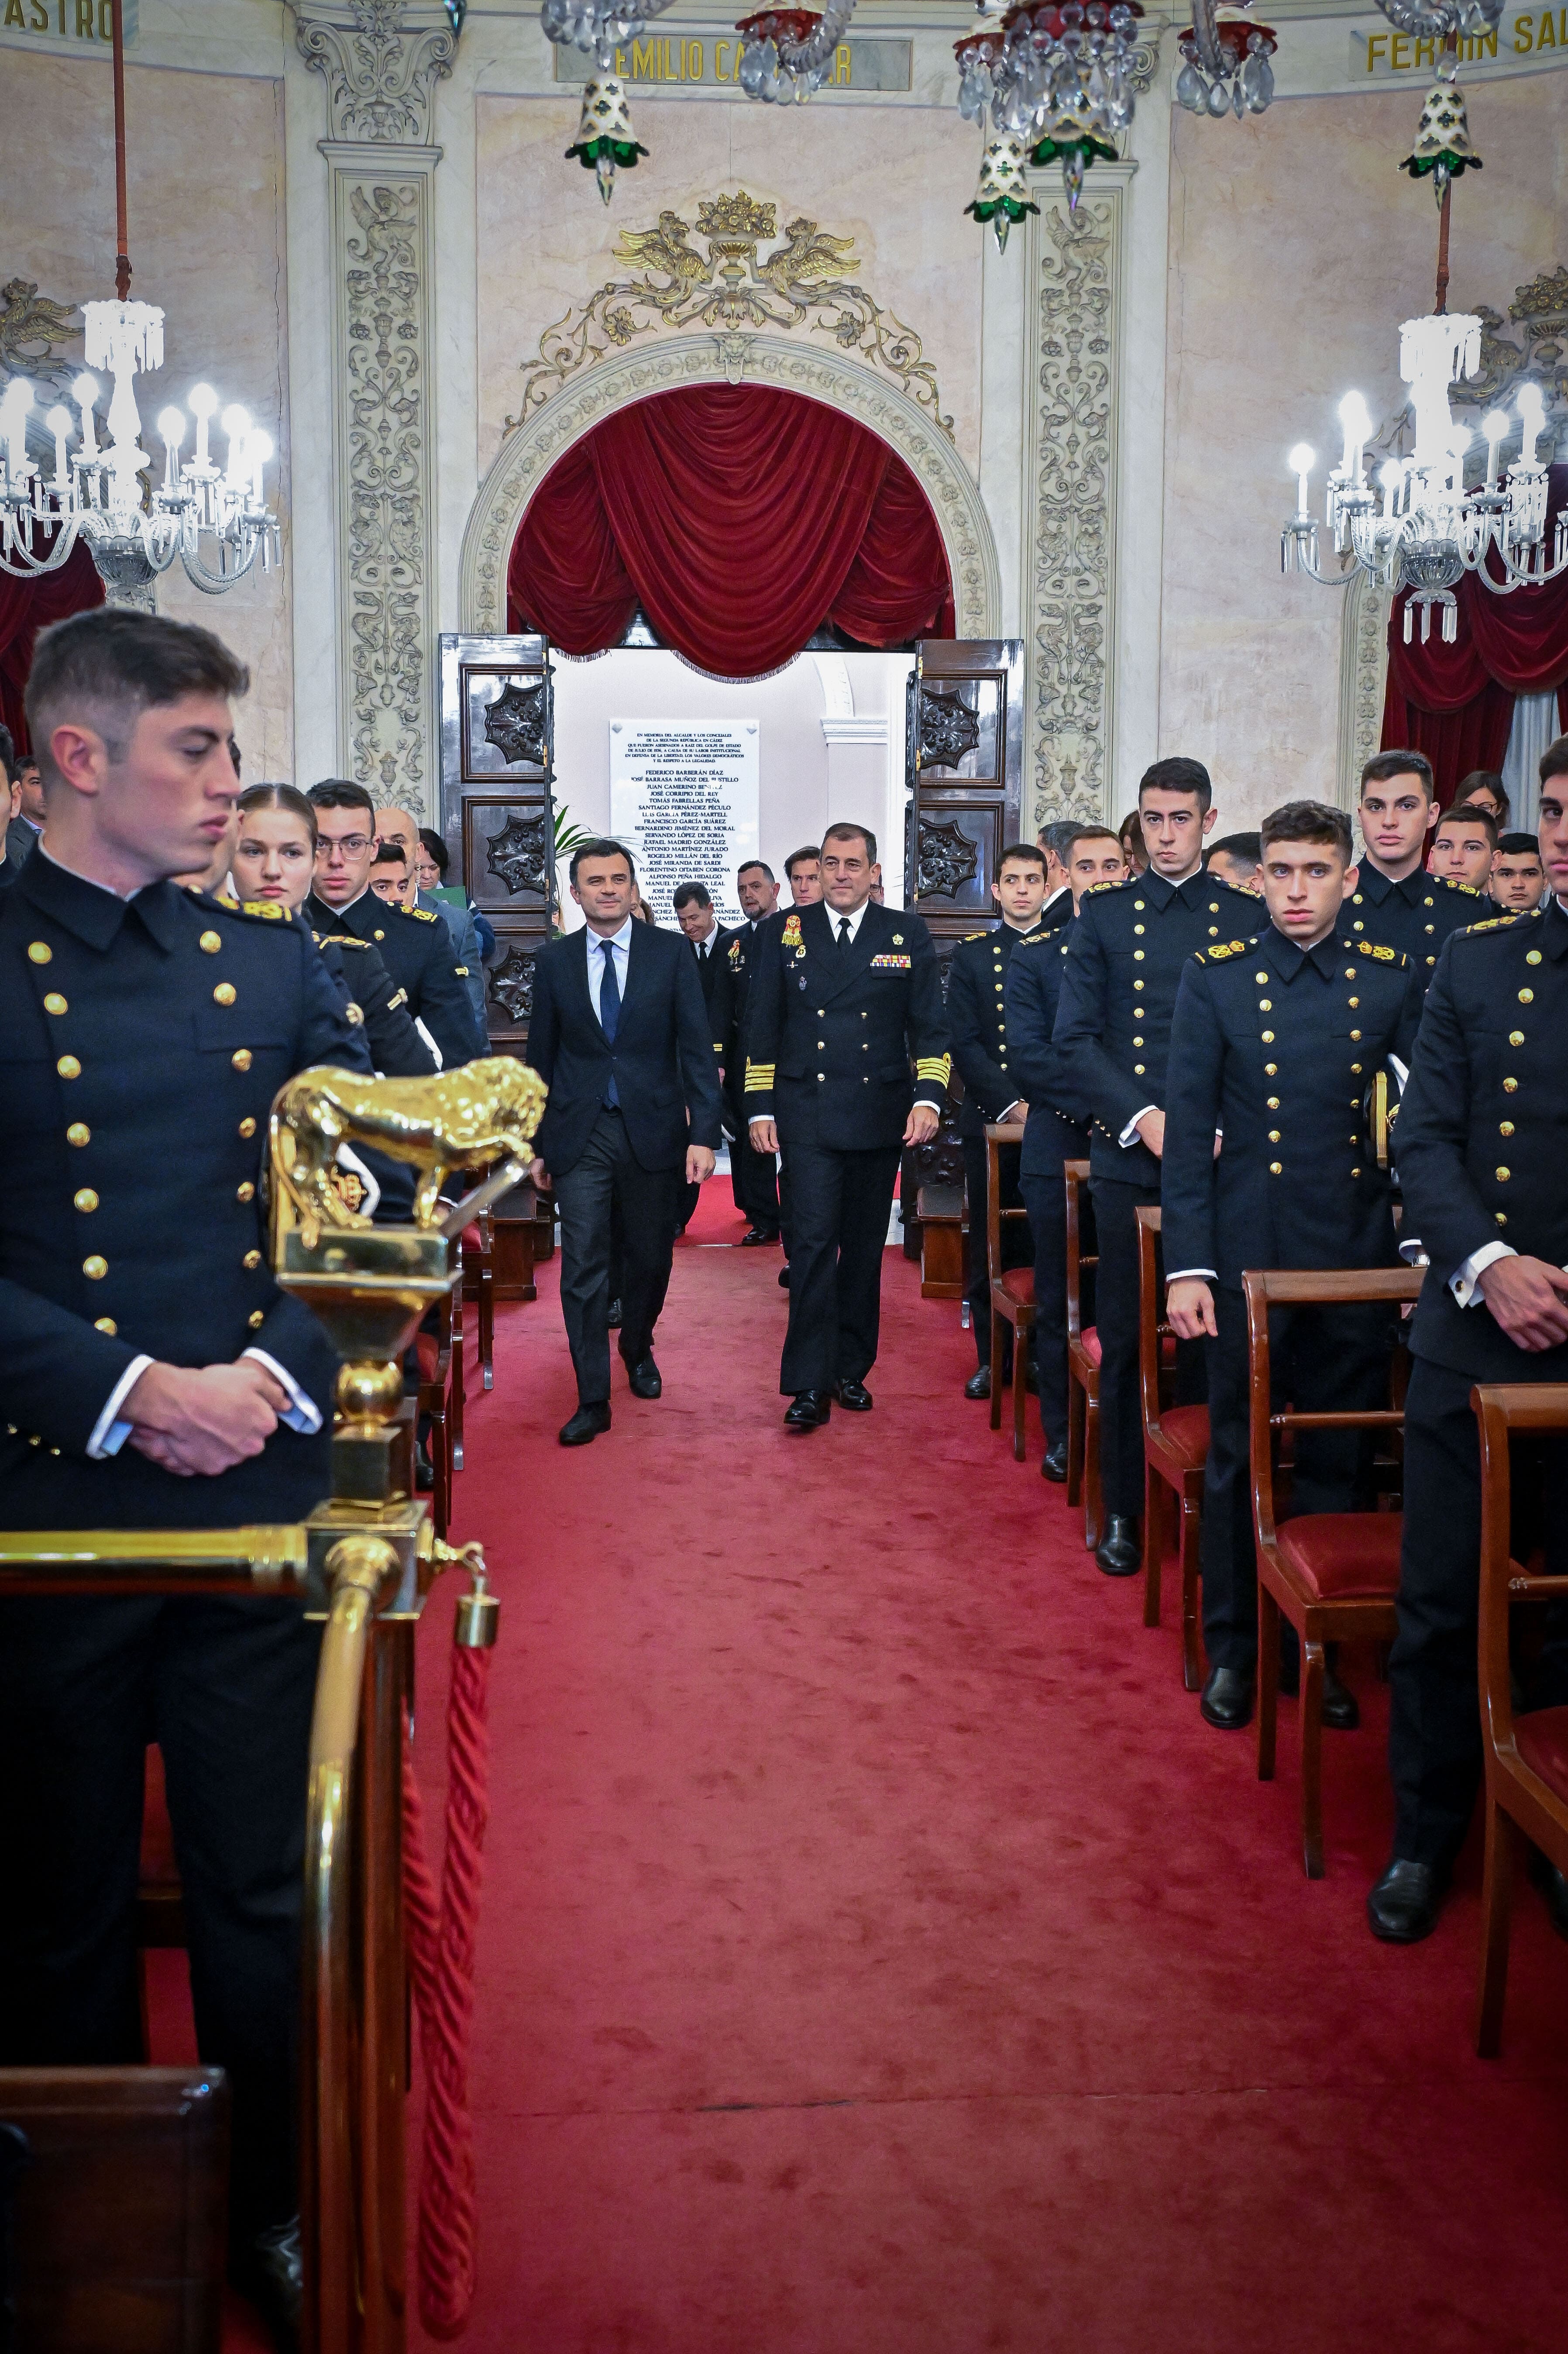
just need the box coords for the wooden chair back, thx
[983,1121,1030,1292]
[1133,1205,1168,1437]
[1064,1160,1095,1343]
[0,2066,229,2351]
[1473,1382,1568,2055]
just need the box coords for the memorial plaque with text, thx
[609,719,759,928]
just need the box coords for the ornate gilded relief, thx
[509,192,952,439]
[0,279,78,393]
[485,812,550,896]
[917,689,982,772]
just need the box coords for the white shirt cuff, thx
[243,1349,325,1434]
[996,1100,1021,1124]
[748,1114,770,1128]
[1451,1240,1515,1308]
[87,1353,155,1460]
[1166,1269,1216,1284]
[1119,1105,1158,1149]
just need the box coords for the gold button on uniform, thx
[1261,1030,1274,1043]
[73,1188,99,1213]
[1518,989,1534,1005]
[248,1310,265,1329]
[1351,1167,1362,1178]
[56,1054,81,1079]
[1264,1062,1277,1076]
[1133,950,1145,960]
[1499,1122,1514,1137]
[1267,1096,1280,1109]
[238,1116,256,1137]
[213,982,237,1006]
[1256,970,1269,983]
[1134,1063,1146,1075]
[1269,1162,1283,1175]
[83,1255,107,1280]
[1347,996,1359,1008]
[28,941,53,964]
[1526,949,1542,965]
[43,992,67,1015]
[1509,1031,1525,1046]
[1135,924,1146,936]
[1503,1077,1518,1093]
[237,1181,256,1203]
[66,1122,89,1147]
[243,1249,262,1270]
[1350,1029,1362,1041]
[199,930,222,953]
[1258,998,1272,1012]
[1268,1129,1281,1143]
[1496,1168,1511,1183]
[94,1316,117,1336]
[1132,1036,1144,1048]
[232,1050,252,1071]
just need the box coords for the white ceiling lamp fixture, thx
[0,0,278,600]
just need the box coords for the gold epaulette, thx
[409,906,439,923]
[915,1054,952,1086]
[1084,879,1121,897]
[744,1061,775,1092]
[1196,939,1249,962]
[212,892,290,923]
[317,931,372,950]
[1455,914,1523,939]
[1362,943,1403,963]
[963,931,989,943]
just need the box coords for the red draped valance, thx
[1382,462,1568,795]
[0,543,105,754]
[506,384,955,677]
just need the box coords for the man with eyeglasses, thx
[304,781,485,1071]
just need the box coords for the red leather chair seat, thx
[460,1223,484,1254]
[416,1330,441,1380]
[999,1267,1035,1306]
[1155,1404,1209,1469]
[1078,1326,1101,1366]
[1159,1333,1178,1366]
[1516,1707,1568,1802]
[1275,1511,1403,1601]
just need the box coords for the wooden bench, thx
[915,1181,966,1301]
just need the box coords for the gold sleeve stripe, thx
[915,1056,952,1084]
[744,1062,775,1091]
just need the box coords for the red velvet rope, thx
[402,1628,493,2339]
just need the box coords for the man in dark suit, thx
[744,821,950,1428]
[0,608,373,2338]
[525,840,722,1445]
[1350,749,1484,982]
[1162,801,1423,1732]
[304,780,486,1073]
[1055,759,1259,1575]
[1368,745,1568,1944]
[673,880,735,1231]
[722,857,787,1243]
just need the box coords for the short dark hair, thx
[418,826,449,877]
[1496,832,1542,860]
[1361,748,1434,799]
[822,820,877,863]
[783,844,819,880]
[26,608,248,782]
[672,881,712,911]
[373,839,408,867]
[1434,802,1498,850]
[0,723,13,783]
[309,778,376,817]
[1539,735,1568,787]
[1066,824,1122,854]
[570,836,635,885]
[1260,801,1353,859]
[1207,830,1262,874]
[997,840,1046,874]
[1038,819,1079,861]
[16,752,38,778]
[1457,769,1509,824]
[1138,756,1212,812]
[737,858,775,884]
[238,782,317,842]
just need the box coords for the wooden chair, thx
[1135,1206,1209,1692]
[460,1206,497,1400]
[1064,1160,1103,1550]
[1472,1381,1568,2058]
[1245,1265,1424,1879]
[915,1180,966,1300]
[984,1121,1034,1460]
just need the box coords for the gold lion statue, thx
[270,1055,547,1245]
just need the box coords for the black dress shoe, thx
[606,1296,622,1329]
[1200,1665,1255,1730]
[1528,1846,1568,1942]
[741,1226,781,1247]
[1367,1857,1449,1944]
[965,1365,992,1401]
[1277,1649,1360,1730]
[834,1378,873,1411]
[231,2216,302,2350]
[623,1354,662,1400]
[1094,1515,1142,1577]
[559,1401,611,1446]
[784,1390,830,1429]
[1041,1438,1069,1483]
[778,1266,791,1288]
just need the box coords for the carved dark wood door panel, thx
[438,634,555,1051]
[904,638,1025,964]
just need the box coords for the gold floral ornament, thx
[781,913,804,949]
[963,136,1038,256]
[565,75,649,206]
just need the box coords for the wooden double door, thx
[437,633,556,1051]
[904,637,1026,968]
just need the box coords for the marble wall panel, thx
[474,93,983,480]
[1161,72,1566,833]
[1,52,292,775]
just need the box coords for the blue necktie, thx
[599,936,621,1107]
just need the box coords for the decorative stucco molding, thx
[292,0,455,145]
[1338,571,1390,809]
[461,333,1001,647]
[1025,170,1128,833]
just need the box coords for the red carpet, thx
[402,1184,1568,2352]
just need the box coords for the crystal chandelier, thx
[956,1,1146,231]
[1280,46,1565,644]
[735,5,856,103]
[0,0,277,599]
[1175,1,1276,122]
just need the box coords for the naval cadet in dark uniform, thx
[1162,802,1424,1731]
[744,822,949,1428]
[0,610,374,2338]
[946,842,1054,1399]
[1055,759,1259,1575]
[1352,748,1484,982]
[1369,760,1568,1945]
[724,858,787,1242]
[306,778,486,1071]
[1005,824,1128,1478]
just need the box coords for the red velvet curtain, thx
[1382,462,1568,795]
[508,384,954,675]
[0,542,106,754]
